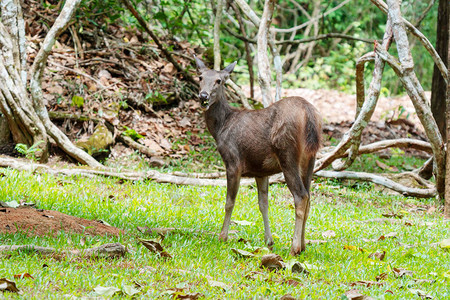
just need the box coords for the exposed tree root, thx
[0,243,127,258]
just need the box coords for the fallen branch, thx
[0,243,127,258]
[0,156,434,197]
[315,170,436,198]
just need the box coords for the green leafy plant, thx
[14,141,44,161]
[122,126,144,140]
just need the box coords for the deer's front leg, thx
[219,170,241,242]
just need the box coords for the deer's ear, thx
[223,61,237,74]
[194,55,208,72]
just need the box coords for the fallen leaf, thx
[162,289,203,299]
[350,280,383,287]
[231,248,255,258]
[392,267,413,278]
[376,272,388,281]
[414,278,435,285]
[438,238,450,249]
[139,238,172,258]
[244,271,265,280]
[306,239,327,244]
[261,254,285,271]
[344,245,366,252]
[409,289,433,299]
[93,286,121,297]
[322,230,336,239]
[207,280,229,291]
[368,250,386,261]
[122,284,140,296]
[344,289,373,300]
[378,232,397,241]
[13,273,33,279]
[0,278,20,293]
[285,259,309,275]
[281,278,303,287]
[382,212,404,219]
[231,220,253,226]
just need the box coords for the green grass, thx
[0,168,448,299]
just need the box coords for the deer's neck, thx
[204,86,235,140]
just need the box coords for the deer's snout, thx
[199,91,210,101]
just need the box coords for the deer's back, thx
[216,97,321,177]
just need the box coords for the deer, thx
[194,56,321,255]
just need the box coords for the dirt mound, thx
[0,207,122,236]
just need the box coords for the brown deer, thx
[194,57,321,255]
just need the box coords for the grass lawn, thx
[0,167,449,299]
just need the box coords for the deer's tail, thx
[304,106,321,154]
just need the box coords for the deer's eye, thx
[199,76,203,81]
[216,79,222,84]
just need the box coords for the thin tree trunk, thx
[257,0,275,107]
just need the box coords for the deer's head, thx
[194,56,236,108]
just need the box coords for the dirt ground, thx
[0,207,122,236]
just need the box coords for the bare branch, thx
[275,33,375,45]
[315,170,436,198]
[370,0,448,84]
[273,0,351,33]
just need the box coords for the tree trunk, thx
[0,0,101,167]
[431,0,449,140]
[445,6,450,219]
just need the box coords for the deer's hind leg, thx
[300,156,315,249]
[255,176,273,247]
[278,152,310,256]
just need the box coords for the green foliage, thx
[14,141,44,161]
[145,90,167,105]
[122,126,144,140]
[71,95,84,108]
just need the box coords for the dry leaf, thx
[392,267,413,278]
[368,250,386,261]
[260,254,285,271]
[322,230,336,239]
[13,273,33,279]
[382,212,403,219]
[306,239,327,244]
[376,272,388,281]
[350,280,383,287]
[344,289,373,300]
[0,278,20,293]
[280,293,297,299]
[139,238,172,258]
[231,248,255,258]
[207,280,229,291]
[378,232,397,241]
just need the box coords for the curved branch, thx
[315,170,436,198]
[273,0,351,33]
[370,0,448,84]
[275,34,375,45]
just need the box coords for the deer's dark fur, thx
[195,57,321,255]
